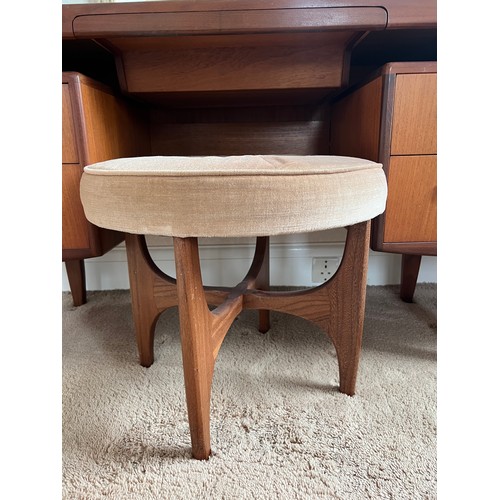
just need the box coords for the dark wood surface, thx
[71,7,387,37]
[63,0,437,39]
[400,254,423,303]
[63,0,436,108]
[62,1,436,305]
[112,31,358,95]
[64,260,87,306]
[148,99,330,157]
[62,2,436,165]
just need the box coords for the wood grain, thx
[384,155,437,243]
[72,7,386,38]
[125,234,175,368]
[62,164,89,250]
[121,39,350,94]
[330,76,383,161]
[174,237,215,460]
[62,73,149,257]
[124,223,370,458]
[244,222,370,395]
[329,63,437,262]
[152,121,329,156]
[62,84,79,164]
[110,31,356,51]
[63,0,437,39]
[62,72,150,305]
[78,78,150,165]
[150,103,329,155]
[390,73,437,155]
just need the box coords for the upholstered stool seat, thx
[81,155,386,237]
[80,154,387,460]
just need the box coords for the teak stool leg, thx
[125,234,266,370]
[126,225,370,458]
[325,222,370,395]
[243,222,370,396]
[125,234,178,367]
[254,236,270,333]
[174,237,216,460]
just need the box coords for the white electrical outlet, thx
[312,257,340,282]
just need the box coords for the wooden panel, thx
[391,73,437,155]
[79,79,150,165]
[71,7,387,37]
[384,155,437,243]
[62,164,90,250]
[62,84,79,163]
[330,76,383,161]
[62,72,150,261]
[152,121,329,156]
[62,0,437,39]
[150,98,329,155]
[133,88,334,108]
[121,38,349,94]
[110,31,358,51]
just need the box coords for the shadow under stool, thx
[80,154,387,460]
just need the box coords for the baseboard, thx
[62,240,437,291]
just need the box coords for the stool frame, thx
[125,221,370,460]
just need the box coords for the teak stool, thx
[80,155,387,460]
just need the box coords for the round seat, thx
[78,154,388,460]
[80,155,387,238]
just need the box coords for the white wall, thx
[62,228,437,291]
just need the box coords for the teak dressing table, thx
[62,0,437,304]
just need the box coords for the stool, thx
[80,155,387,460]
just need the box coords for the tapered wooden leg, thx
[400,254,422,303]
[65,259,87,306]
[174,237,215,460]
[327,222,370,396]
[255,237,270,333]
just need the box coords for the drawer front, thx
[384,155,437,243]
[62,84,79,163]
[390,73,437,155]
[62,164,90,250]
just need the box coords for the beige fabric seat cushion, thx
[80,155,387,238]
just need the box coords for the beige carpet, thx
[62,284,436,499]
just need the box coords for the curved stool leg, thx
[125,234,178,367]
[174,237,215,460]
[126,235,161,367]
[243,222,371,396]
